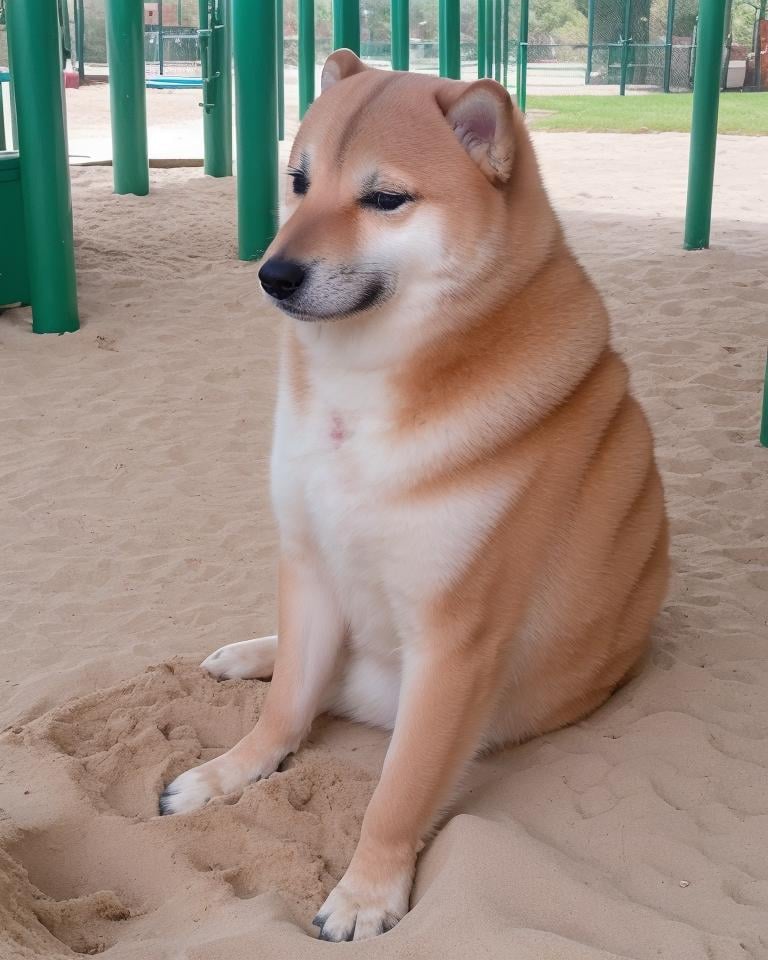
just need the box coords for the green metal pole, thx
[159,0,164,76]
[760,352,768,447]
[391,0,409,70]
[105,0,149,196]
[438,0,461,77]
[723,0,734,89]
[299,0,315,115]
[74,0,86,80]
[493,0,502,81]
[233,0,278,259]
[663,0,675,91]
[477,0,486,77]
[7,36,19,150]
[58,0,72,66]
[199,0,232,177]
[586,0,596,82]
[683,0,727,249]
[502,0,509,86]
[756,0,767,90]
[485,0,494,76]
[5,0,79,334]
[0,81,6,152]
[333,0,360,54]
[619,0,632,95]
[276,0,285,141]
[517,0,528,110]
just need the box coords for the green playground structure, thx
[1,1,78,334]
[0,0,765,446]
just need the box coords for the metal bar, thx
[619,0,632,95]
[299,0,315,115]
[719,0,733,90]
[493,0,502,81]
[477,0,486,78]
[502,0,509,87]
[5,0,79,333]
[233,0,278,259]
[683,0,727,249]
[663,0,675,91]
[439,0,461,78]
[74,0,86,80]
[756,0,767,90]
[333,0,360,54]
[158,0,164,75]
[58,0,72,66]
[200,0,232,177]
[276,0,285,140]
[391,0,409,70]
[6,33,19,150]
[517,0,528,110]
[0,79,6,152]
[485,0,494,77]
[586,0,596,82]
[105,0,149,195]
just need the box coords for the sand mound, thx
[0,661,374,958]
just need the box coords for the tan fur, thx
[162,52,668,941]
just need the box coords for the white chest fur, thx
[271,358,516,663]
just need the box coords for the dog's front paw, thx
[201,636,277,680]
[159,745,287,816]
[159,755,244,815]
[159,764,219,815]
[313,862,413,941]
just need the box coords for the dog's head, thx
[260,51,553,336]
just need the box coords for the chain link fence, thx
[1,0,764,95]
[144,25,200,77]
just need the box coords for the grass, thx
[526,92,768,135]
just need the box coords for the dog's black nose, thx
[259,258,306,300]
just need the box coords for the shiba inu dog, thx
[160,51,669,941]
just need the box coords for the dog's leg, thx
[202,635,278,680]
[159,554,343,815]
[314,638,500,941]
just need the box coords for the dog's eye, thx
[360,191,413,212]
[288,170,308,196]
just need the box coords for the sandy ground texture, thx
[1,123,768,960]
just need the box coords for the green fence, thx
[144,24,200,75]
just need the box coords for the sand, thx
[1,117,768,960]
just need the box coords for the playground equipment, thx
[146,76,202,89]
[0,68,10,151]
[1,0,78,334]
[0,0,750,335]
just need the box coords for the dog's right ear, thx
[321,49,367,92]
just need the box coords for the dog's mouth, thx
[269,278,392,323]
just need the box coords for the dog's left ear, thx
[437,79,515,184]
[321,49,367,92]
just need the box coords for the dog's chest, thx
[273,374,511,646]
[278,390,409,576]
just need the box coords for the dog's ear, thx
[437,79,515,184]
[321,49,367,92]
